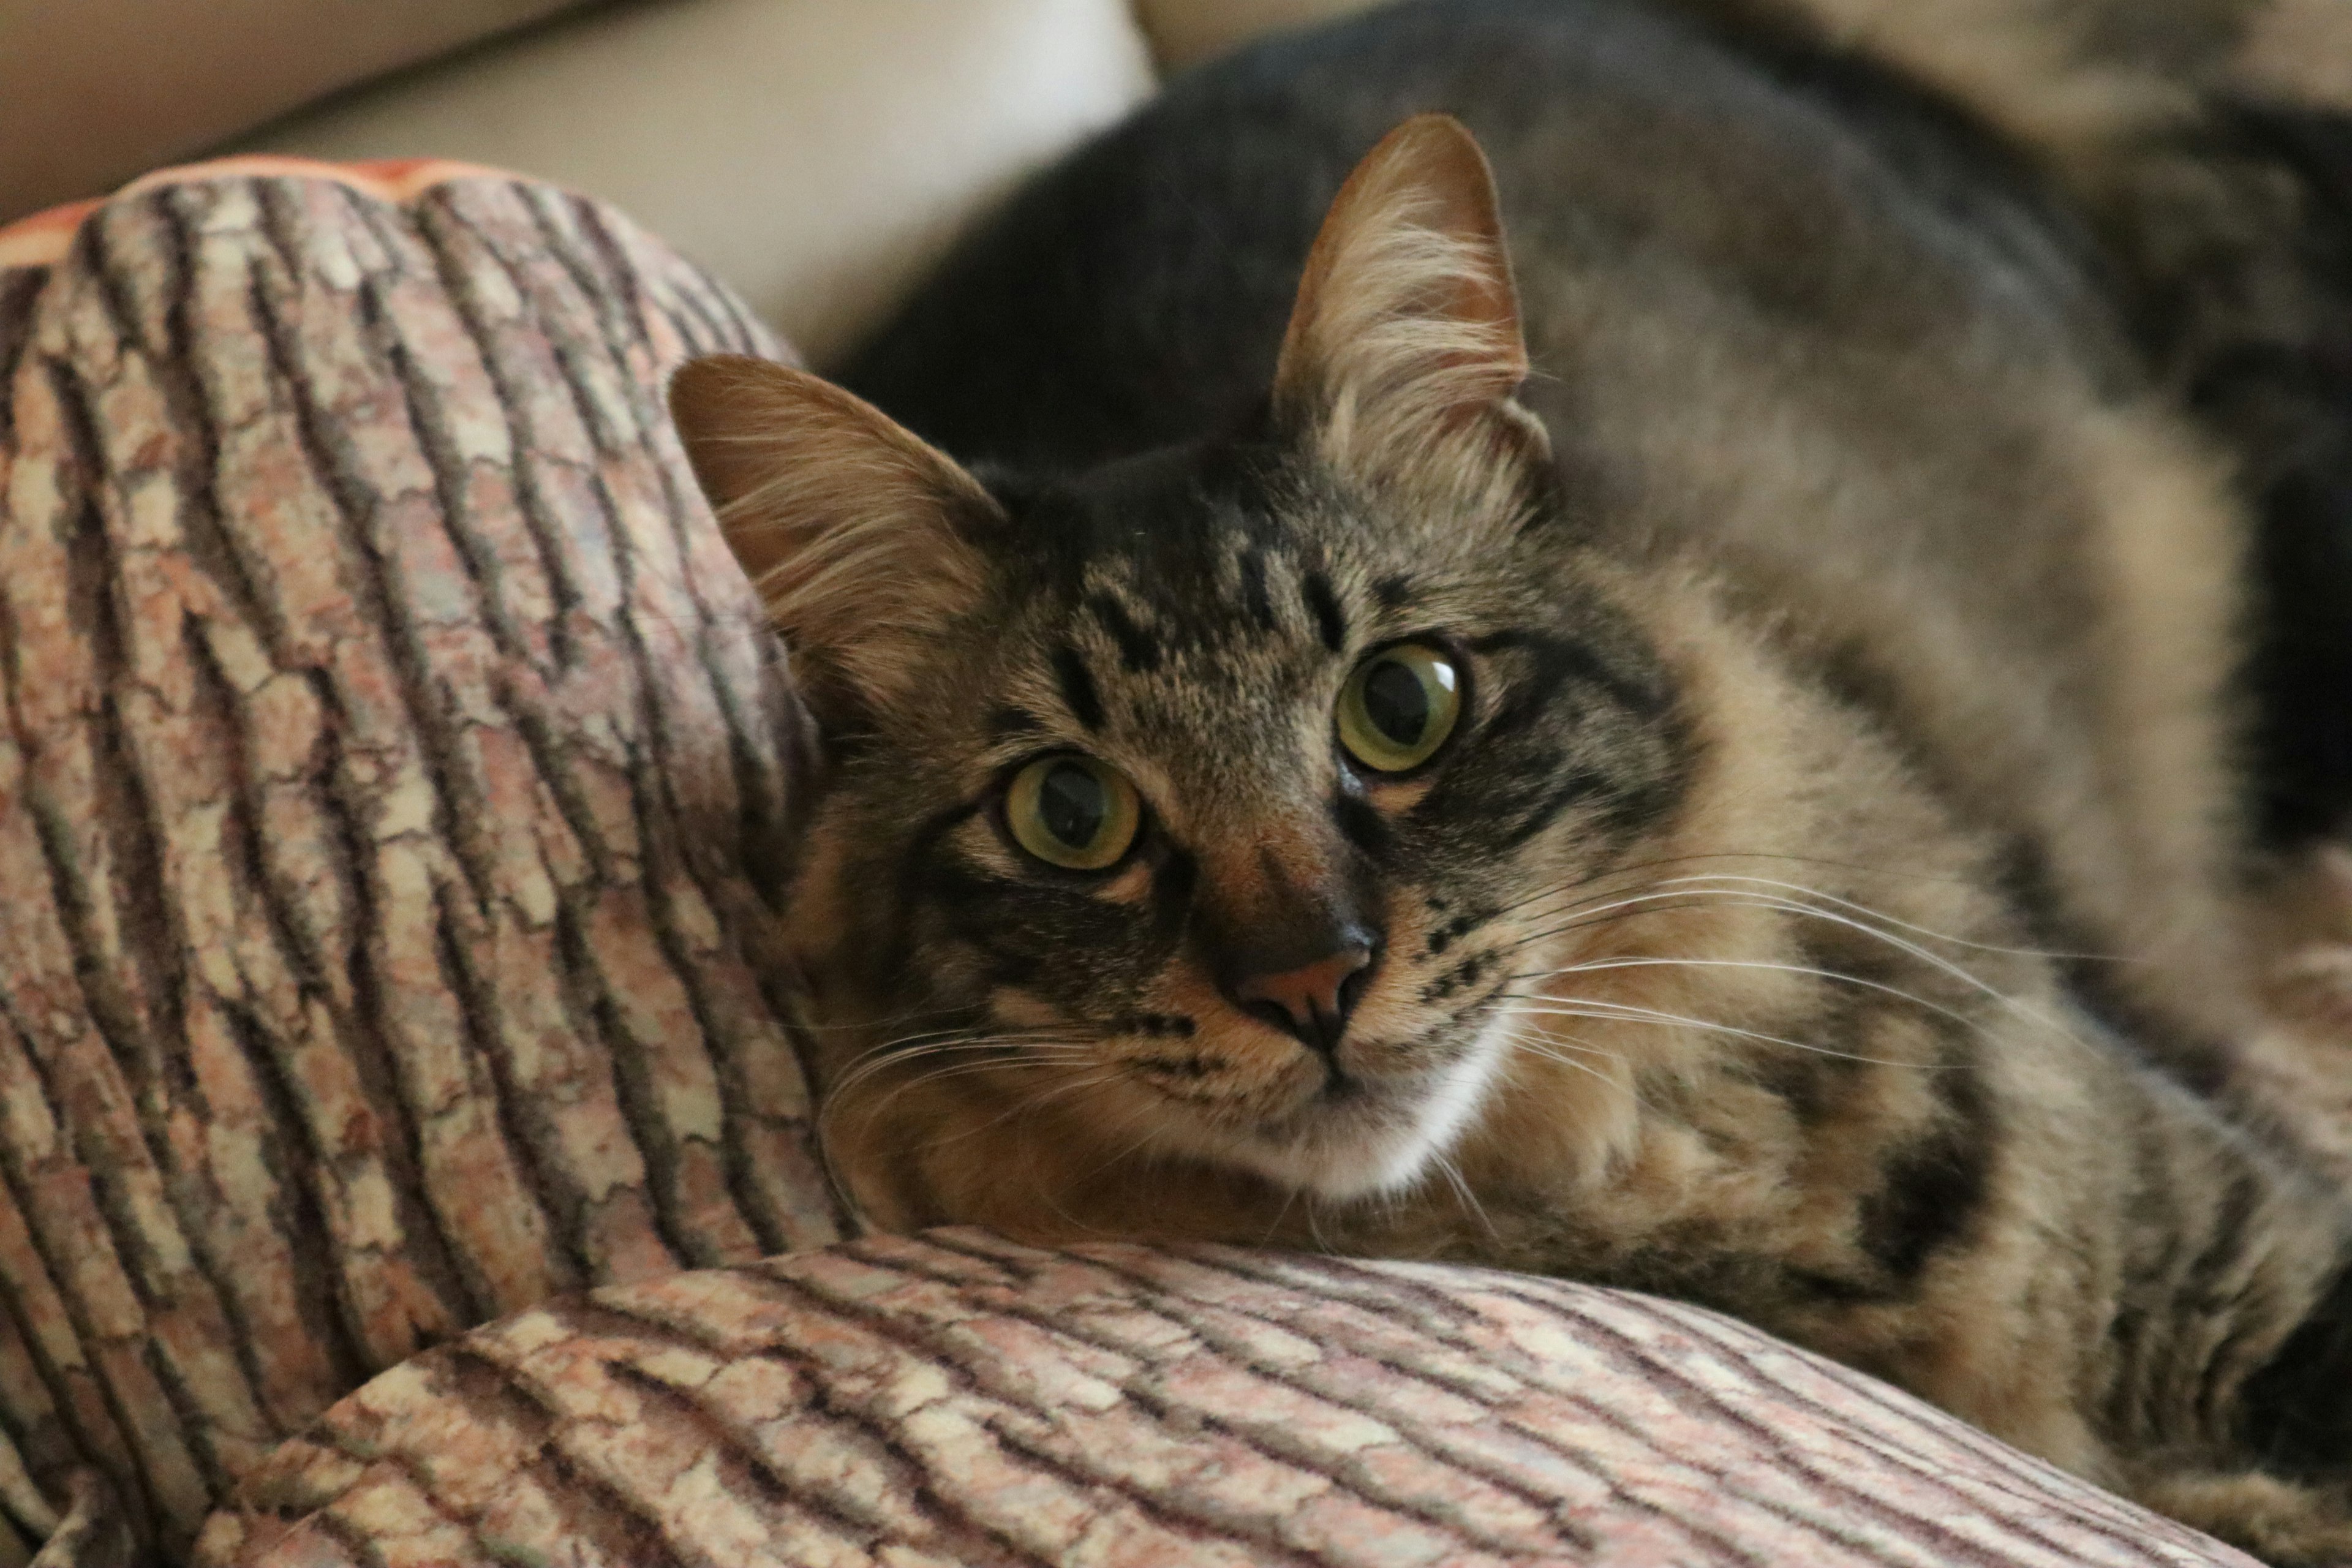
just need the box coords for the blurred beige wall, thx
[0,0,579,223]
[1134,0,1386,68]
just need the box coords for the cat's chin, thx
[1161,1016,1514,1202]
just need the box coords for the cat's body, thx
[669,2,2352,1558]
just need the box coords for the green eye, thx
[1338,643,1461,773]
[1005,756,1142,870]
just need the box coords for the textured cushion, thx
[225,0,1158,367]
[197,1231,2258,1567]
[0,159,839,1561]
[0,0,585,225]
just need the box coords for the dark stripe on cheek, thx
[1087,590,1162,672]
[1150,848,1198,941]
[1471,627,1673,724]
[1333,790,1393,860]
[915,851,1149,992]
[881,795,990,987]
[1491,765,1606,851]
[1303,570,1348,653]
[1053,644,1106,731]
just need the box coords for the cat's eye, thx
[1338,643,1461,773]
[1005,755,1142,870]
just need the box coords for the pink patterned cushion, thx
[201,1231,2253,1567]
[0,159,837,1561]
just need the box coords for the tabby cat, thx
[667,1,2352,1559]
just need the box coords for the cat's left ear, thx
[1274,114,1551,507]
[668,355,1003,729]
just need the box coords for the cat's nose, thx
[1234,944,1376,1055]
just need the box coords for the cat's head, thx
[671,118,1692,1212]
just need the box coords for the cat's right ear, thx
[668,356,1002,728]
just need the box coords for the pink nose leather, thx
[1235,946,1373,1053]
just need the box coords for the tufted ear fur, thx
[669,355,1003,729]
[1274,115,1550,511]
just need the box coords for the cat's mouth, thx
[1147,1011,1519,1200]
[1306,1068,1376,1105]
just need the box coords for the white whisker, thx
[925,1069,1123,1153]
[1430,1150,1500,1241]
[1491,871,2100,1062]
[1640,892,2094,1054]
[1504,1030,1653,1109]
[1646,873,2111,962]
[1508,954,1991,1033]
[1507,998,1941,1070]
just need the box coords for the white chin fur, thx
[1197,1011,1517,1201]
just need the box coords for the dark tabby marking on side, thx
[1853,1041,1995,1286]
[673,3,2352,1561]
[2241,1262,2352,1479]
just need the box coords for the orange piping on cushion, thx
[0,156,511,271]
[0,198,99,270]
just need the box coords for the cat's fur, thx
[668,1,2352,1559]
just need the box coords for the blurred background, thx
[0,0,1397,367]
[2,0,2345,369]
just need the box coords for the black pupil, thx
[1362,658,1431,747]
[1038,763,1107,849]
